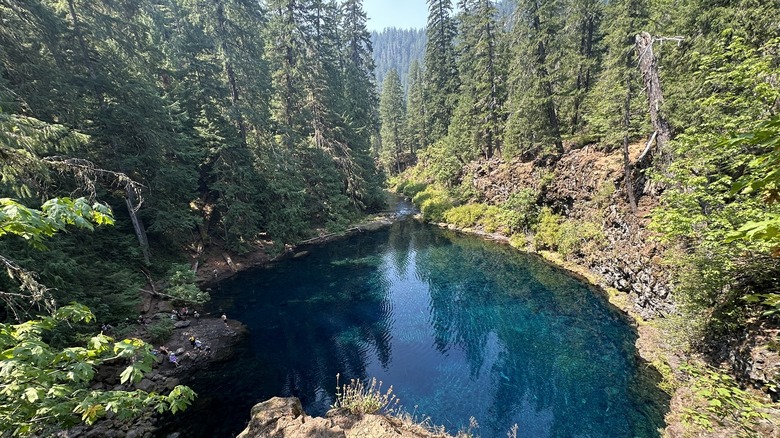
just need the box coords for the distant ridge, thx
[371,27,426,91]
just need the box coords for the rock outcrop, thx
[236,397,452,438]
[465,143,674,319]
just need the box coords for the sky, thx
[362,0,428,31]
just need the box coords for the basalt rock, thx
[236,397,452,438]
[465,144,674,319]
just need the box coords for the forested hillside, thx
[0,0,382,434]
[372,27,426,90]
[380,0,780,435]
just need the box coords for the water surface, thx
[161,220,665,437]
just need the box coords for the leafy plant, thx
[0,304,195,436]
[502,189,540,233]
[165,264,209,305]
[444,204,488,228]
[147,318,174,345]
[533,207,562,250]
[679,363,770,433]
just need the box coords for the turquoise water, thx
[160,220,666,437]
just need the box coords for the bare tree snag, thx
[635,32,675,163]
[126,189,151,264]
[622,75,638,214]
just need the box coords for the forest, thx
[1,0,779,436]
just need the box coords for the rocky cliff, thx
[236,397,452,438]
[463,142,673,319]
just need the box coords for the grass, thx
[332,374,400,415]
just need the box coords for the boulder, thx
[173,320,190,329]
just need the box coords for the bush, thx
[444,204,487,228]
[147,318,174,345]
[478,206,506,233]
[166,264,210,305]
[401,181,428,198]
[533,207,562,250]
[558,220,605,258]
[502,189,540,233]
[413,186,452,222]
[332,375,400,415]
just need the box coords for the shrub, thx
[147,318,174,345]
[478,206,506,233]
[166,264,210,305]
[533,207,562,250]
[332,374,400,415]
[558,220,605,258]
[401,181,428,198]
[502,188,540,233]
[412,186,452,222]
[444,204,487,228]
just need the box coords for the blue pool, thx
[159,219,666,437]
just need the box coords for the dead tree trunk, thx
[635,32,674,164]
[622,75,638,214]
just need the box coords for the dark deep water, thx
[159,219,667,437]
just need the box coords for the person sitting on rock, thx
[221,313,228,326]
[169,352,179,368]
[193,310,200,324]
[189,336,196,348]
[194,339,202,350]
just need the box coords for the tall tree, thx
[406,59,427,155]
[423,0,459,144]
[504,0,565,158]
[451,0,506,159]
[379,69,407,174]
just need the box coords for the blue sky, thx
[363,0,428,31]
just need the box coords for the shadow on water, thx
[156,220,669,438]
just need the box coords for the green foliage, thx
[0,198,113,250]
[679,363,770,433]
[0,304,195,436]
[502,189,540,233]
[533,207,562,250]
[443,204,487,228]
[417,136,467,186]
[165,264,209,305]
[147,318,174,346]
[557,220,605,259]
[332,374,400,416]
[398,180,429,199]
[412,186,453,222]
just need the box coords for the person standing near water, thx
[221,313,228,326]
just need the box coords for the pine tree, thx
[406,59,427,155]
[451,0,506,159]
[504,0,566,158]
[379,69,407,174]
[423,0,459,144]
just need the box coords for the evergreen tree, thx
[423,0,459,144]
[379,69,407,174]
[504,0,566,158]
[406,59,427,155]
[451,0,507,159]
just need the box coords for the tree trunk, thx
[125,189,151,264]
[635,32,672,163]
[622,75,637,214]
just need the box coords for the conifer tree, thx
[406,60,427,155]
[423,0,459,144]
[451,0,506,159]
[379,69,407,174]
[504,0,565,158]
